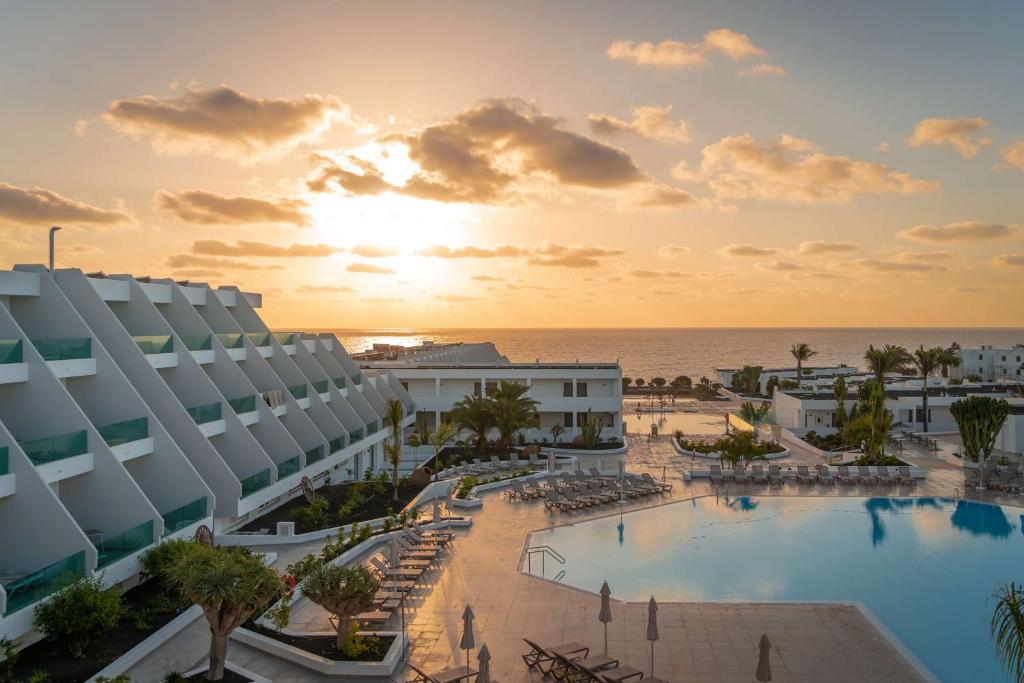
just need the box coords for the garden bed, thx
[10,578,185,682]
[186,670,253,682]
[245,622,394,661]
[542,441,623,451]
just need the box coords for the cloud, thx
[155,189,309,225]
[658,245,690,257]
[876,142,890,153]
[996,138,1024,171]
[191,239,340,257]
[898,221,1018,242]
[470,275,505,281]
[993,254,1024,267]
[0,182,133,226]
[718,243,778,257]
[893,250,953,262]
[65,243,102,254]
[171,269,223,279]
[309,98,645,205]
[607,28,765,69]
[346,262,394,274]
[906,117,992,158]
[436,294,482,302]
[696,133,938,203]
[739,63,786,77]
[101,84,348,159]
[951,285,987,294]
[166,254,283,270]
[351,244,400,258]
[629,269,686,278]
[588,105,691,145]
[296,284,354,293]
[419,242,622,268]
[361,296,404,304]
[848,259,945,273]
[797,240,857,255]
[637,184,696,207]
[755,261,802,271]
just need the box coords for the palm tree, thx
[384,398,405,500]
[168,545,280,681]
[488,380,539,453]
[863,344,911,384]
[832,376,848,429]
[550,423,565,444]
[428,420,455,480]
[992,582,1024,682]
[911,346,942,432]
[448,394,496,452]
[790,343,817,388]
[938,342,962,378]
[302,561,381,650]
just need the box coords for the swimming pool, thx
[525,496,1024,683]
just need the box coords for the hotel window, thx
[485,381,498,394]
[563,412,573,427]
[473,382,481,396]
[400,381,409,391]
[577,382,588,397]
[563,382,573,397]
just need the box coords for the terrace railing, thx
[216,333,244,349]
[274,332,296,345]
[349,372,363,386]
[97,417,148,447]
[228,394,257,414]
[240,468,272,498]
[133,335,173,354]
[31,337,91,361]
[289,384,308,400]
[349,428,363,443]
[0,339,23,364]
[333,376,347,389]
[186,401,222,425]
[18,429,88,466]
[276,455,301,479]
[312,379,329,394]
[246,332,271,347]
[94,520,154,568]
[305,444,325,465]
[328,436,346,453]
[0,446,8,475]
[180,334,212,351]
[161,497,208,536]
[1,551,86,615]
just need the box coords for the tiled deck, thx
[128,433,1007,682]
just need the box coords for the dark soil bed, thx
[186,669,252,682]
[238,480,426,534]
[245,623,394,661]
[543,441,623,451]
[10,578,187,683]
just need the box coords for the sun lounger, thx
[795,465,817,485]
[622,477,656,495]
[365,564,415,591]
[836,465,858,485]
[897,466,917,487]
[410,521,454,541]
[750,465,768,484]
[544,490,578,511]
[587,468,611,481]
[857,465,877,484]
[397,536,438,559]
[768,465,784,485]
[709,464,725,484]
[522,638,590,673]
[815,465,836,485]
[876,466,899,485]
[507,479,530,500]
[584,481,615,503]
[491,455,512,470]
[408,663,478,683]
[641,472,672,492]
[610,480,640,498]
[370,556,423,580]
[732,466,750,484]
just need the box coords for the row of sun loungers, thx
[505,469,671,511]
[522,638,647,682]
[708,464,917,487]
[965,468,1024,493]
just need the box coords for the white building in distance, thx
[952,345,1024,382]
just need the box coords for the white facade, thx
[0,266,414,644]
[952,346,1024,382]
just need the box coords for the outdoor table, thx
[431,665,478,683]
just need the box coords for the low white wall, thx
[686,464,926,480]
[670,436,790,461]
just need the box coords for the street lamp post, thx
[49,226,62,271]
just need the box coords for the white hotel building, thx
[0,265,414,644]
[952,345,1024,382]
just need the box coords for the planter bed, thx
[232,626,405,677]
[540,441,623,451]
[186,669,252,682]
[246,622,394,660]
[11,579,186,682]
[238,480,426,534]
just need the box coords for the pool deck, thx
[126,431,1010,682]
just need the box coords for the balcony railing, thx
[349,373,362,386]
[305,445,325,465]
[181,334,212,351]
[161,497,208,536]
[216,333,244,349]
[228,394,257,414]
[1,551,86,615]
[274,332,296,345]
[349,428,363,443]
[133,335,173,354]
[97,417,148,447]
[405,402,416,415]
[246,332,271,347]
[333,376,346,389]
[312,379,329,394]
[31,337,91,361]
[328,436,345,453]
[366,420,379,435]
[289,384,308,400]
[0,339,23,364]
[95,520,154,568]
[0,446,8,475]
[240,468,271,498]
[277,455,301,479]
[18,429,88,466]
[186,402,222,425]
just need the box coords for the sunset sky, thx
[1,0,1022,328]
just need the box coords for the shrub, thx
[455,476,479,499]
[293,497,331,531]
[26,673,50,683]
[163,674,188,683]
[35,575,125,658]
[141,539,197,585]
[0,637,17,683]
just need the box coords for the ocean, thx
[322,328,1024,381]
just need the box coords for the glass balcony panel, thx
[2,551,86,615]
[273,332,295,345]
[312,379,329,394]
[277,455,301,478]
[186,402,222,425]
[350,373,362,385]
[181,334,212,351]
[228,395,257,414]
[0,446,8,475]
[240,468,271,497]
[246,332,271,347]
[18,429,88,466]
[305,445,325,464]
[215,333,244,349]
[97,417,148,447]
[366,420,379,435]
[289,384,308,400]
[328,436,345,453]
[31,337,91,361]
[133,335,173,354]
[349,428,363,443]
[333,376,346,389]
[161,497,208,536]
[94,520,154,568]
[0,339,23,364]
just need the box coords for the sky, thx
[1,0,1022,329]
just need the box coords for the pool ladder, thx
[527,544,566,578]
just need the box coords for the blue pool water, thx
[526,496,1024,683]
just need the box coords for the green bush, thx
[0,637,17,683]
[35,575,125,658]
[455,476,479,499]
[163,674,187,683]
[141,539,197,584]
[293,497,332,531]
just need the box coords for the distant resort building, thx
[951,345,1024,382]
[713,364,860,395]
[0,265,415,643]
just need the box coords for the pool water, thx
[526,496,1024,683]
[623,409,727,437]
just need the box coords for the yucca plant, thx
[301,561,381,651]
[992,582,1024,682]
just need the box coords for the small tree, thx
[652,377,666,390]
[635,378,646,389]
[429,420,455,480]
[169,545,279,680]
[301,561,381,650]
[579,410,604,449]
[952,396,1011,471]
[992,582,1024,682]
[550,423,565,444]
[833,376,848,429]
[384,399,405,501]
[622,377,632,392]
[35,575,124,658]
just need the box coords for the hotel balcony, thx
[98,416,153,462]
[366,420,379,435]
[349,427,363,443]
[313,379,330,402]
[350,371,363,386]
[275,332,296,355]
[31,337,96,378]
[306,444,325,465]
[186,401,225,437]
[228,394,259,425]
[18,429,92,483]
[133,335,177,369]
[161,497,208,537]
[216,333,247,361]
[0,340,27,385]
[1,551,86,616]
[182,334,214,365]
[240,468,271,498]
[276,454,300,479]
[333,375,346,390]
[264,389,287,417]
[0,447,12,499]
[289,383,310,409]
[93,519,154,569]
[247,332,273,358]
[328,435,346,454]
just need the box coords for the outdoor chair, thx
[750,465,768,484]
[815,465,837,485]
[876,466,899,485]
[836,465,858,485]
[897,466,917,487]
[795,465,817,485]
[858,465,878,485]
[641,471,672,492]
[522,639,590,674]
[709,464,725,484]
[768,465,785,485]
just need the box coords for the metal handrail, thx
[526,544,565,577]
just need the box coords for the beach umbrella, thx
[477,643,491,683]
[432,496,442,524]
[460,604,475,670]
[756,633,772,682]
[646,596,659,678]
[446,482,454,517]
[617,459,625,484]
[548,450,556,472]
[598,581,613,654]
